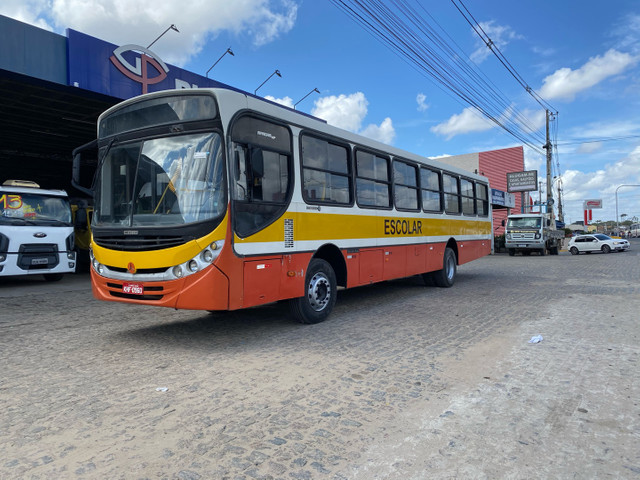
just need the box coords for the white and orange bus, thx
[74,88,492,323]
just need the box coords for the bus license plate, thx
[122,282,144,295]
[31,258,48,265]
[518,244,527,247]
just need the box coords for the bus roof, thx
[97,86,489,183]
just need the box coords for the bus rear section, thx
[0,180,76,281]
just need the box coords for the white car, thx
[568,234,630,255]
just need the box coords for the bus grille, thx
[93,235,186,251]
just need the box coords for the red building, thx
[438,146,525,235]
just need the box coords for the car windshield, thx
[507,217,541,229]
[94,132,226,227]
[0,191,71,225]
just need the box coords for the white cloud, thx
[576,142,603,154]
[538,49,638,101]
[311,92,396,145]
[416,93,429,112]
[561,145,640,221]
[470,21,522,64]
[0,0,299,66]
[264,95,294,108]
[431,106,495,139]
[312,92,369,132]
[360,118,396,145]
[0,0,52,30]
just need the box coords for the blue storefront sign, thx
[66,29,228,99]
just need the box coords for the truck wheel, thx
[508,249,515,256]
[44,273,64,282]
[289,258,337,324]
[569,246,579,255]
[432,247,457,288]
[601,244,611,254]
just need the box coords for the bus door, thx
[230,116,293,306]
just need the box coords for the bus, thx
[73,88,492,323]
[0,180,76,281]
[630,223,639,238]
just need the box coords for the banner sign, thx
[491,188,516,207]
[583,199,602,209]
[66,29,228,99]
[506,171,538,192]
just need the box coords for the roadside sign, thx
[583,199,602,209]
[507,171,538,192]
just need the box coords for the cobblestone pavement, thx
[1,240,639,479]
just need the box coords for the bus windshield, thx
[94,132,226,227]
[507,217,542,229]
[0,191,71,225]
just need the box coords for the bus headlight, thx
[172,266,184,278]
[201,249,213,263]
[168,240,224,280]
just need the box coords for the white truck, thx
[0,180,76,281]
[505,213,563,256]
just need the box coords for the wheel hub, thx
[307,273,330,311]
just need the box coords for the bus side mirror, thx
[72,139,98,197]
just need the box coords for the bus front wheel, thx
[289,258,337,324]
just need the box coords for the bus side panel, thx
[457,239,491,265]
[242,257,282,308]
[406,244,427,276]
[278,253,313,300]
[359,249,383,284]
[425,242,446,272]
[344,250,361,288]
[383,246,407,281]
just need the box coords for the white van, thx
[0,180,76,281]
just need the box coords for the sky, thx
[2,0,640,226]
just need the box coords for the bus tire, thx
[508,248,515,256]
[432,247,456,288]
[44,273,64,282]
[289,258,337,324]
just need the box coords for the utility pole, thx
[543,109,555,225]
[557,180,564,223]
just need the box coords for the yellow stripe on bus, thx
[234,212,491,244]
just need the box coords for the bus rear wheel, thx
[289,258,337,324]
[432,247,457,288]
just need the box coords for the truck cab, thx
[505,213,563,256]
[0,180,76,281]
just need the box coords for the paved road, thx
[1,240,639,479]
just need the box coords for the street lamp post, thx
[147,24,179,49]
[254,70,281,95]
[206,48,234,78]
[615,184,640,234]
[294,88,320,109]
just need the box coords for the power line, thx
[329,0,546,154]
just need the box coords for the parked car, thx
[568,234,630,255]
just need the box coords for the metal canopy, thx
[0,69,117,157]
[0,69,118,190]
